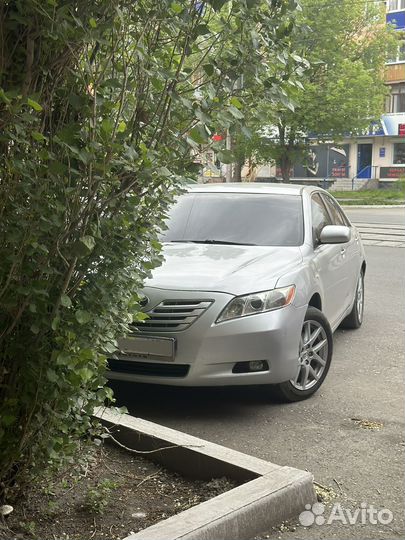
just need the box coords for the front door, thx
[321,193,360,313]
[357,144,372,179]
[310,193,349,327]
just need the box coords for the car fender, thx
[275,259,325,311]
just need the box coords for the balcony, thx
[386,63,405,83]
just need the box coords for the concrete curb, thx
[94,407,316,540]
[341,204,405,208]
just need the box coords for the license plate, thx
[117,335,176,362]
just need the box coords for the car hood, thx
[145,243,303,296]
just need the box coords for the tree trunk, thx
[232,160,243,182]
[279,155,291,182]
[277,124,292,182]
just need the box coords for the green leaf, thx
[55,352,71,366]
[0,88,11,104]
[73,235,96,256]
[32,131,46,142]
[46,369,59,383]
[30,324,40,335]
[60,294,72,308]
[134,311,149,321]
[117,121,127,133]
[157,166,171,177]
[217,149,234,164]
[202,63,214,77]
[189,126,208,145]
[27,98,43,112]
[195,24,210,36]
[77,367,93,382]
[207,0,229,12]
[51,316,60,331]
[195,109,211,125]
[101,119,113,134]
[170,2,183,14]
[89,17,97,28]
[151,77,164,91]
[230,97,242,109]
[228,105,244,119]
[75,310,92,325]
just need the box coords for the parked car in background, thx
[108,183,366,401]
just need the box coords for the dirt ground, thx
[1,442,237,540]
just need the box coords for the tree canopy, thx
[229,0,397,181]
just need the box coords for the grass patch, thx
[334,181,405,205]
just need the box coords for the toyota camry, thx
[108,183,366,401]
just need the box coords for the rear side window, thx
[311,193,332,245]
[321,194,349,227]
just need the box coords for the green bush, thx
[0,0,300,500]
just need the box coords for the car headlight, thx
[216,285,296,323]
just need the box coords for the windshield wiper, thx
[168,239,257,246]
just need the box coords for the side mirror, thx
[320,225,351,244]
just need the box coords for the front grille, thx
[134,299,214,332]
[108,359,190,378]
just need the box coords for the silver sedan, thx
[109,183,366,401]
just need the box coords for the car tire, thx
[340,271,364,330]
[272,307,333,403]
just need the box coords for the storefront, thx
[265,120,405,182]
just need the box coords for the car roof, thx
[187,182,313,196]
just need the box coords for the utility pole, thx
[225,129,232,182]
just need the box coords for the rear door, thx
[310,193,349,327]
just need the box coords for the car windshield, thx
[160,192,304,247]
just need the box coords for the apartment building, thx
[381,0,405,180]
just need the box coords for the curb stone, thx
[341,204,405,208]
[94,407,316,540]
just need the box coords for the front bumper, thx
[107,288,307,387]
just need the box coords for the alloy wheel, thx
[291,320,328,391]
[357,275,364,323]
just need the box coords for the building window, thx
[388,0,405,12]
[393,143,405,164]
[387,41,405,63]
[386,85,405,112]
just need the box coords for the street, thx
[110,207,405,540]
[346,207,405,248]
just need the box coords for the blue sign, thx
[379,147,386,158]
[387,11,405,30]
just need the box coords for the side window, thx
[311,193,332,245]
[322,194,350,227]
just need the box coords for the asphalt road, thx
[110,207,405,540]
[344,206,404,226]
